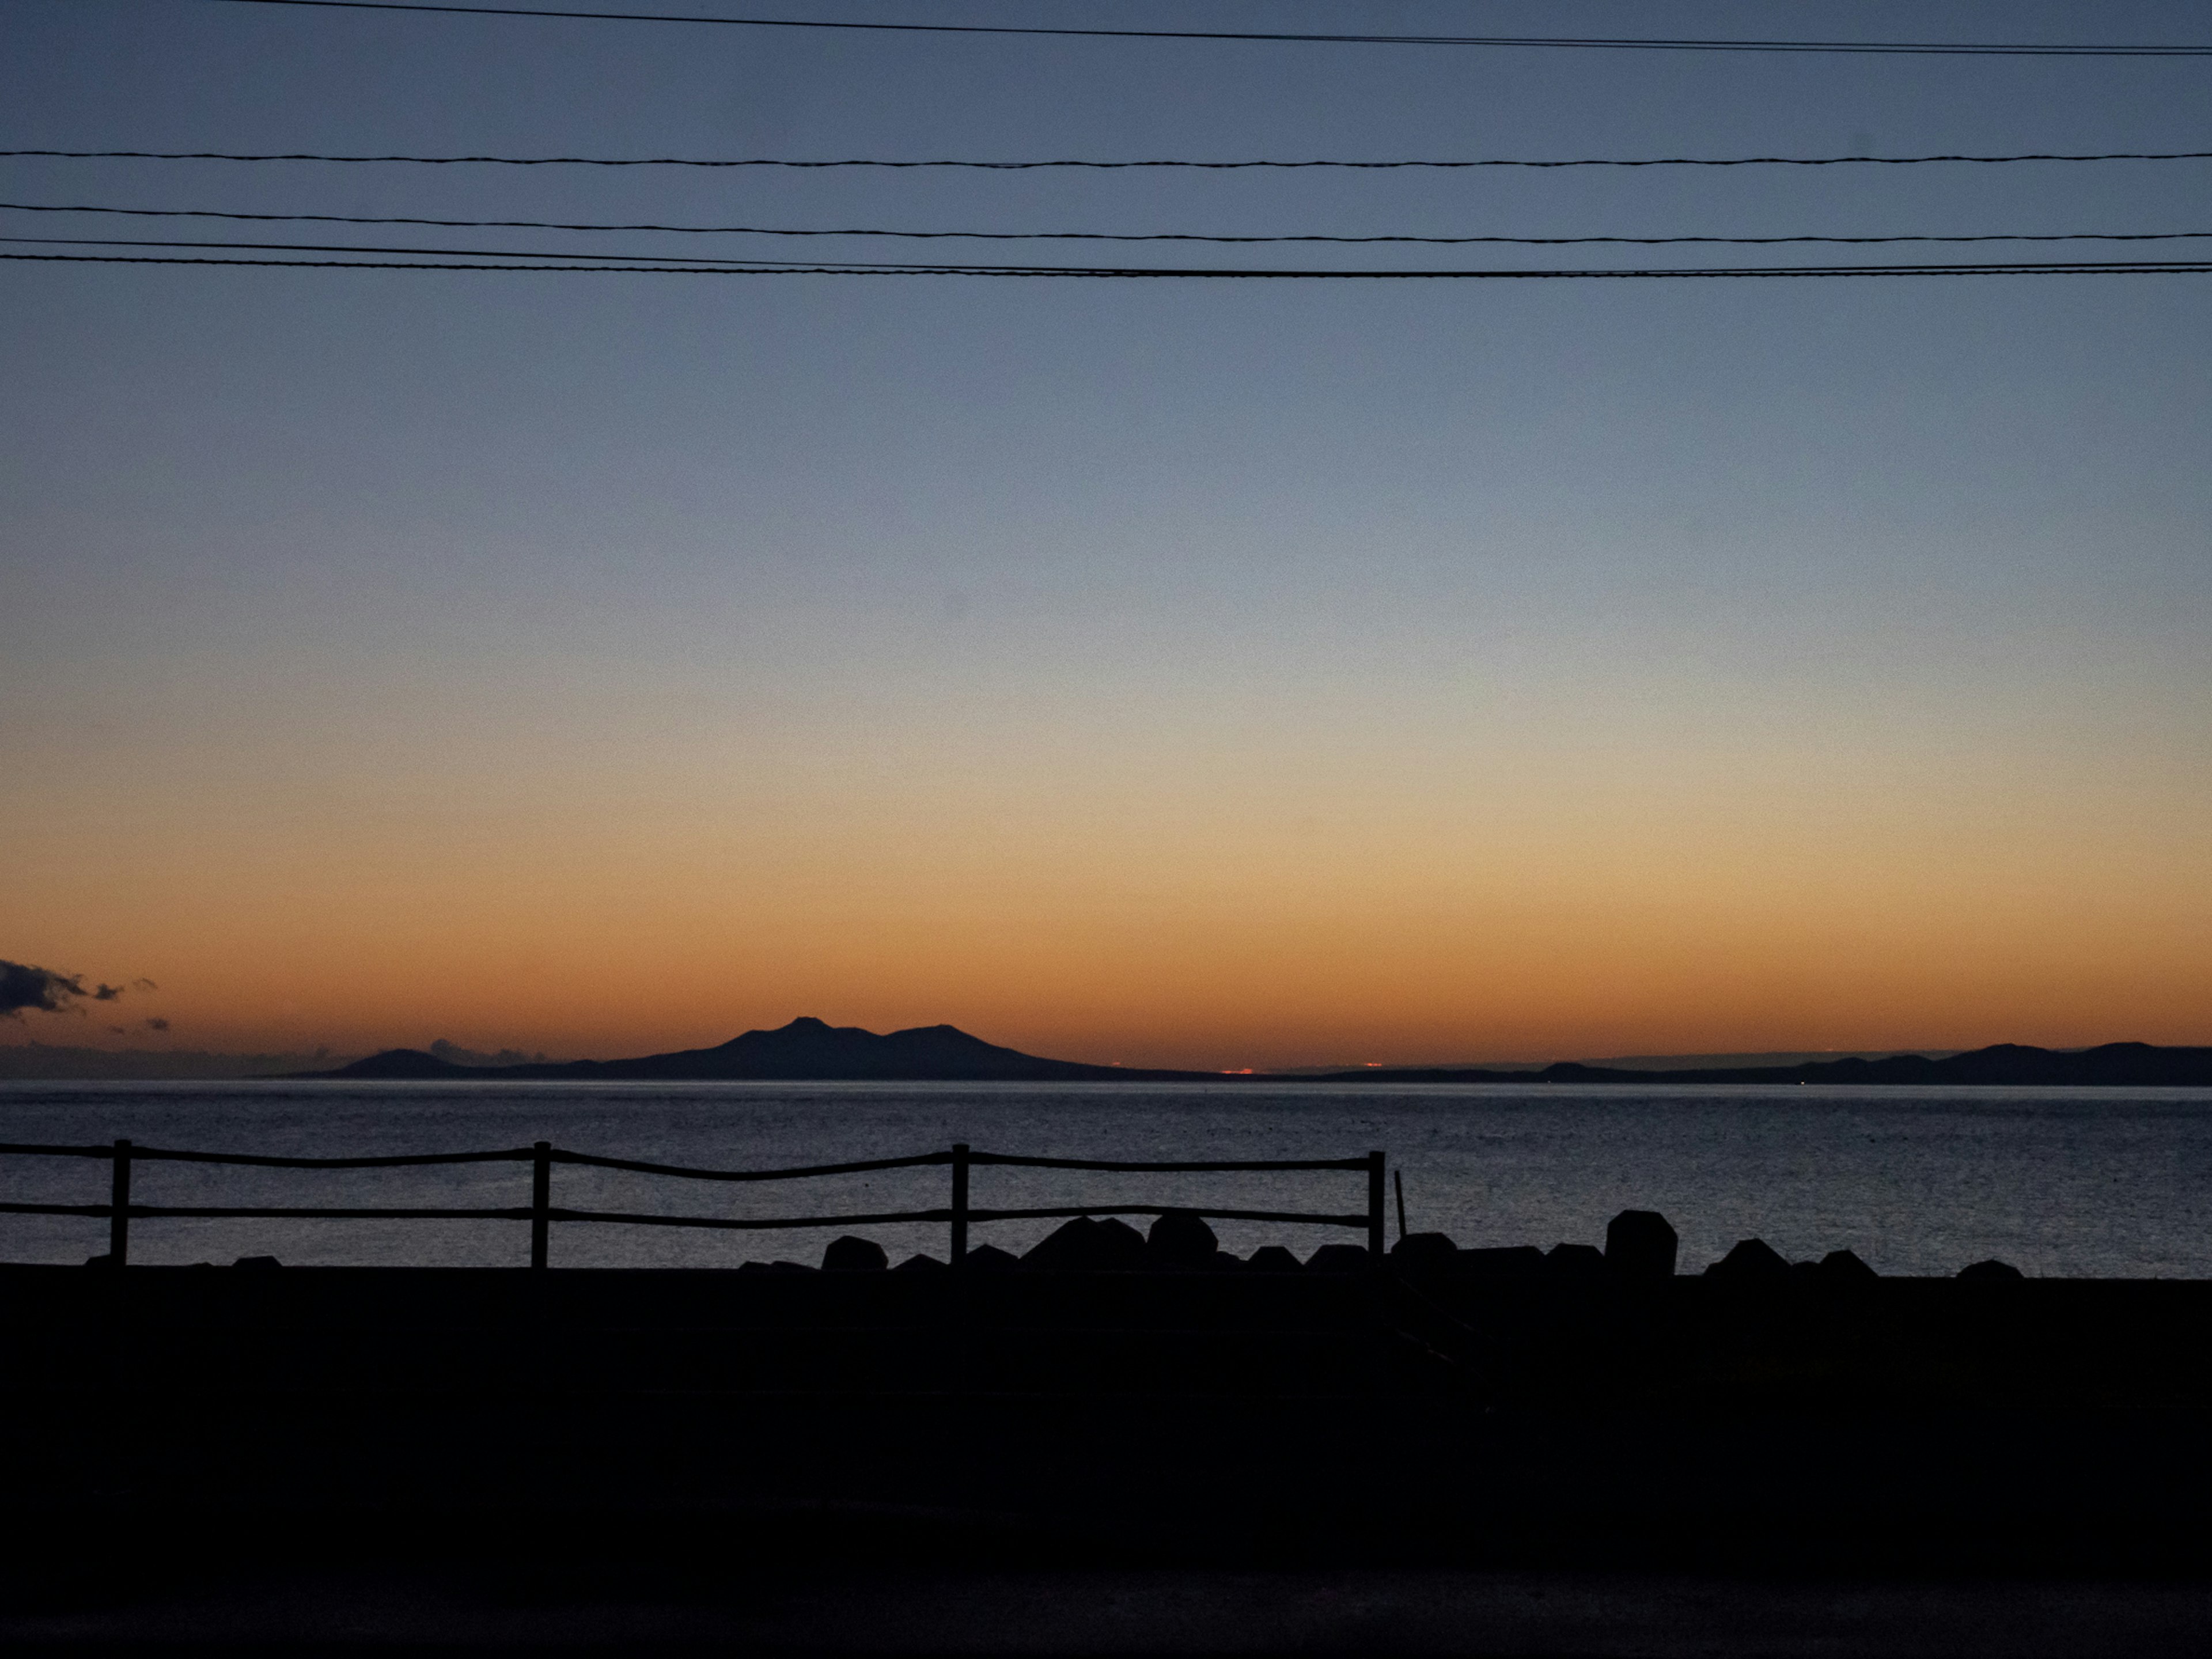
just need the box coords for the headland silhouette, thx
[310,1019,2212,1086]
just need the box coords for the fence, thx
[0,1139,1386,1267]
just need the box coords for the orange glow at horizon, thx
[11,691,2208,1067]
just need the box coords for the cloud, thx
[428,1038,554,1067]
[145,1017,171,1033]
[1,961,146,1019]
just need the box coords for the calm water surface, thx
[2,1081,2208,1277]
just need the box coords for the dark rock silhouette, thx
[821,1236,888,1272]
[1546,1243,1608,1279]
[1819,1248,1878,1282]
[311,1017,1218,1084]
[233,1255,282,1270]
[1305,1243,1372,1272]
[1245,1245,1303,1273]
[1959,1259,2026,1283]
[1146,1210,1218,1268]
[893,1253,946,1273]
[1707,1239,1790,1283]
[1605,1210,1678,1280]
[1389,1232,1458,1266]
[1022,1217,1149,1271]
[960,1244,1021,1272]
[1460,1245,1547,1279]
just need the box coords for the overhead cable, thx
[186,1,2212,56]
[9,237,2211,277]
[8,203,2208,248]
[10,149,2212,169]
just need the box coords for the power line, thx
[8,237,2211,276]
[10,203,2209,248]
[186,1,2212,57]
[11,149,2212,169]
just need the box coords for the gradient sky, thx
[3,0,2208,1067]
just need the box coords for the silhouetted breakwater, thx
[7,1194,2210,1577]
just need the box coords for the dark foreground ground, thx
[4,1260,2210,1654]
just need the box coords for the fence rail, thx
[0,1138,1387,1267]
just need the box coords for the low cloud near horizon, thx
[427,1038,555,1069]
[0,959,139,1019]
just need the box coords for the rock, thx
[1819,1248,1878,1282]
[1304,1243,1373,1272]
[1146,1209,1219,1268]
[232,1255,282,1271]
[893,1253,947,1273]
[1245,1245,1304,1273]
[1389,1232,1458,1266]
[821,1235,888,1272]
[959,1243,1021,1272]
[1207,1249,1245,1271]
[1958,1258,2025,1283]
[1605,1210,1679,1281]
[83,1253,113,1268]
[1021,1216,1149,1271]
[1705,1238,1789,1283]
[1545,1243,1609,1280]
[1459,1245,1546,1280]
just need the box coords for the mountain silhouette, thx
[1308,1041,2212,1088]
[312,1031,2212,1087]
[314,1018,1215,1083]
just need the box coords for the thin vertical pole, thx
[1366,1150,1385,1258]
[950,1143,969,1263]
[109,1139,132,1267]
[1395,1169,1408,1242]
[530,1141,551,1270]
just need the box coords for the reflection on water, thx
[1,1080,2207,1277]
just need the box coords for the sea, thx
[2,1080,2209,1278]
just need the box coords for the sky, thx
[2,0,2208,1069]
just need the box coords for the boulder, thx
[1207,1249,1245,1271]
[1245,1245,1304,1274]
[232,1255,282,1271]
[893,1252,948,1273]
[1021,1216,1149,1271]
[83,1254,113,1269]
[1304,1243,1373,1273]
[1145,1209,1219,1268]
[1604,1210,1679,1281]
[1545,1242,1609,1280]
[1818,1248,1878,1282]
[821,1235,888,1272]
[960,1243,1020,1272]
[1389,1232,1458,1266]
[1958,1258,2025,1283]
[1705,1238,1790,1283]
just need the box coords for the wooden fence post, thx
[109,1138,132,1267]
[530,1142,551,1270]
[1367,1150,1385,1258]
[950,1143,969,1262]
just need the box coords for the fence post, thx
[109,1138,132,1267]
[530,1142,551,1270]
[1366,1150,1385,1259]
[950,1143,969,1262]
